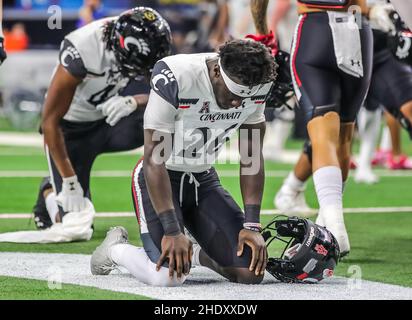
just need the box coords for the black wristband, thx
[244,204,261,224]
[158,209,181,236]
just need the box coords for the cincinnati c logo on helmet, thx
[123,37,151,56]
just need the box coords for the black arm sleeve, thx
[59,39,87,79]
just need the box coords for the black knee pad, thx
[311,103,339,119]
[399,114,412,140]
[387,107,412,140]
[303,140,313,163]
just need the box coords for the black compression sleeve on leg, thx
[303,139,313,163]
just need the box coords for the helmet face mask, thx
[262,217,340,283]
[109,7,172,80]
[265,50,295,110]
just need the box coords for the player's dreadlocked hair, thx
[218,39,278,86]
[102,20,116,50]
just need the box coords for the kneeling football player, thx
[32,8,172,229]
[91,39,277,285]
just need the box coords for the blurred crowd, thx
[3,0,409,168]
[1,0,298,54]
[0,0,300,131]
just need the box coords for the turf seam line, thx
[1,207,412,219]
[1,170,412,177]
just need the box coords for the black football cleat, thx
[32,177,53,230]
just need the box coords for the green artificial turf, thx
[1,144,412,297]
[0,276,149,300]
[0,212,411,289]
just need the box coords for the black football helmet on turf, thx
[265,50,295,109]
[109,7,172,79]
[262,217,340,283]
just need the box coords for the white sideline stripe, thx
[1,207,412,219]
[0,252,411,300]
[2,169,412,178]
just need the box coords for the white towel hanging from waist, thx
[328,11,364,78]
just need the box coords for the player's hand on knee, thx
[56,175,87,213]
[96,95,137,127]
[237,229,268,276]
[157,233,193,279]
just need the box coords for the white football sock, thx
[380,126,392,151]
[314,166,343,227]
[110,243,186,287]
[313,167,349,252]
[270,119,291,153]
[45,192,59,223]
[319,205,350,253]
[313,166,343,210]
[315,213,325,226]
[357,108,381,170]
[284,171,305,191]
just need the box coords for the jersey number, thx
[88,85,117,106]
[178,124,237,159]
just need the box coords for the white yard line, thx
[0,212,136,219]
[0,132,44,147]
[0,132,143,154]
[1,169,412,178]
[1,207,412,219]
[2,131,412,165]
[0,252,411,300]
